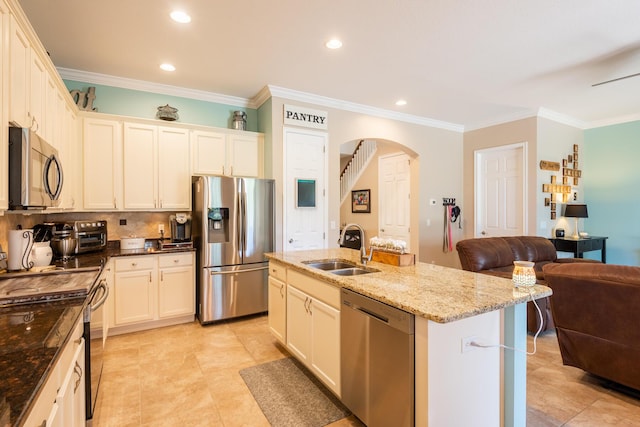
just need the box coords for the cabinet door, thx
[228,133,261,177]
[310,297,341,396]
[29,49,46,136]
[57,337,85,427]
[83,118,122,210]
[191,130,226,175]
[123,122,157,209]
[286,285,311,364]
[44,74,57,143]
[61,103,79,209]
[114,269,156,325]
[158,126,190,209]
[9,16,29,127]
[158,265,194,318]
[268,276,286,343]
[0,0,9,210]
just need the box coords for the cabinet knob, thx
[131,262,137,267]
[174,259,179,263]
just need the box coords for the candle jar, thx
[512,261,536,287]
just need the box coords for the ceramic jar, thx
[512,261,536,287]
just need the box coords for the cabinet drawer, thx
[115,256,156,272]
[158,252,193,268]
[269,261,287,282]
[287,269,340,309]
[56,320,84,382]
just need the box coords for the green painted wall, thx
[63,80,258,131]
[584,121,640,266]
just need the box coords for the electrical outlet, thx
[461,336,478,353]
[158,224,165,233]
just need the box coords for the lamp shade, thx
[564,204,588,218]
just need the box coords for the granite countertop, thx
[0,241,195,426]
[0,295,87,427]
[266,248,552,323]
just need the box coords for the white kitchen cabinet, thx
[157,126,190,209]
[285,270,341,396]
[267,261,287,344]
[111,253,195,334]
[113,256,157,325]
[227,133,262,177]
[158,252,195,318]
[23,318,85,427]
[191,129,262,177]
[123,122,157,209]
[8,14,29,128]
[56,333,86,427]
[123,122,190,210]
[83,117,123,210]
[28,49,45,135]
[0,0,9,211]
[60,102,80,209]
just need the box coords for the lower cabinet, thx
[112,252,195,333]
[267,261,287,343]
[23,318,85,427]
[283,270,341,397]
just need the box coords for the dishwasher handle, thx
[342,288,414,334]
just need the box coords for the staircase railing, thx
[340,139,377,203]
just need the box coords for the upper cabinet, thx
[0,0,10,210]
[8,15,29,128]
[83,117,123,210]
[123,123,190,210]
[191,129,263,178]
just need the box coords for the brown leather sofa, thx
[543,262,640,391]
[456,236,594,333]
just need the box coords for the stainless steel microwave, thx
[8,127,64,209]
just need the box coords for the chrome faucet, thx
[339,223,373,265]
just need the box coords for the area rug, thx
[239,357,351,427]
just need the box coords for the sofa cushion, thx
[505,236,557,263]
[456,237,515,272]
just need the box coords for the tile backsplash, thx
[0,211,186,250]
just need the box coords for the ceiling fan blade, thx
[592,72,640,87]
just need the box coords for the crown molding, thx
[57,68,258,108]
[464,109,539,132]
[265,85,464,133]
[584,112,640,129]
[537,108,587,129]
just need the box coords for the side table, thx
[549,236,608,263]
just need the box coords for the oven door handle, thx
[90,279,109,312]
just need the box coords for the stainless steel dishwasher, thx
[341,288,415,427]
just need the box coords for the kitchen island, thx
[266,248,552,427]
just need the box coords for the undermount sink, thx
[330,267,377,276]
[303,259,357,270]
[303,259,379,276]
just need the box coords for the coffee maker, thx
[170,213,192,242]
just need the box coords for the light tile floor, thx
[93,315,640,426]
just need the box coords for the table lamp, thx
[564,204,588,239]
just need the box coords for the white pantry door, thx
[475,143,526,237]
[378,152,411,249]
[283,127,328,250]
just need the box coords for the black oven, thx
[84,275,108,424]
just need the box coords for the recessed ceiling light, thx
[326,39,343,49]
[160,63,176,72]
[395,99,407,106]
[170,10,191,23]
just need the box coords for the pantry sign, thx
[284,104,328,130]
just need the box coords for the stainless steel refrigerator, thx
[193,175,275,324]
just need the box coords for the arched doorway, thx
[339,138,419,254]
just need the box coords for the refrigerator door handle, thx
[209,266,267,275]
[241,190,247,252]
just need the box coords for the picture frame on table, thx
[352,189,371,213]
